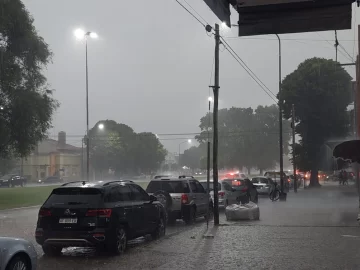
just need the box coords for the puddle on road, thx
[61,237,148,257]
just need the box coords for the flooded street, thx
[1,185,360,269]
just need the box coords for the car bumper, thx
[256,188,270,194]
[35,229,108,247]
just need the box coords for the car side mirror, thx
[149,195,157,202]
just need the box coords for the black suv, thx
[35,180,166,256]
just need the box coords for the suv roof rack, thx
[102,180,133,186]
[178,175,194,179]
[61,181,87,187]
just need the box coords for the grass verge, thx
[0,182,150,210]
[0,186,58,210]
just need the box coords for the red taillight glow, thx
[218,191,225,198]
[38,209,51,218]
[86,209,112,218]
[288,179,291,183]
[181,194,189,204]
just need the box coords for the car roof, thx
[56,180,135,189]
[150,176,195,181]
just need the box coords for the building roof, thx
[36,138,81,154]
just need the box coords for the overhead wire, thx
[182,0,210,26]
[174,0,206,28]
[219,36,278,104]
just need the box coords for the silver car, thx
[251,177,272,195]
[199,180,239,208]
[146,176,212,224]
[0,237,37,270]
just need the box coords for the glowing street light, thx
[208,96,213,103]
[98,123,104,130]
[74,28,99,182]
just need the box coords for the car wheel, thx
[153,190,172,212]
[183,206,196,225]
[42,245,62,256]
[151,216,166,239]
[107,226,127,255]
[6,254,30,270]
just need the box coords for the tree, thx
[88,120,167,177]
[0,0,58,158]
[181,145,205,170]
[133,132,167,174]
[196,106,290,173]
[280,57,352,187]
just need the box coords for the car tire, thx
[183,206,196,225]
[107,225,127,255]
[6,254,30,270]
[151,216,166,239]
[42,245,62,256]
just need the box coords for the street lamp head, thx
[74,28,86,40]
[0,106,3,110]
[188,139,192,143]
[98,123,104,130]
[89,32,98,39]
[208,96,213,102]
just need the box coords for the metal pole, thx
[85,38,90,182]
[356,25,360,223]
[81,138,84,180]
[178,144,181,167]
[213,24,220,225]
[206,99,211,229]
[292,104,297,193]
[276,34,285,198]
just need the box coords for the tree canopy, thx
[279,57,352,186]
[0,0,58,158]
[88,120,167,177]
[191,105,291,174]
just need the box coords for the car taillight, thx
[38,209,51,218]
[243,187,248,192]
[218,191,225,198]
[181,194,189,204]
[86,209,112,218]
[288,179,291,183]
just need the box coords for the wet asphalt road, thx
[1,184,360,269]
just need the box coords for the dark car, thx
[38,176,63,184]
[35,180,166,256]
[222,178,258,204]
[0,174,27,187]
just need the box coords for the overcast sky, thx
[23,0,359,153]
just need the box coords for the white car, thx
[0,237,37,270]
[199,180,239,208]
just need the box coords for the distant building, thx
[21,132,82,182]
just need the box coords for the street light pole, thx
[85,36,90,182]
[276,34,285,199]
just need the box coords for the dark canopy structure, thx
[333,140,360,163]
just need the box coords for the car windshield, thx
[146,181,190,193]
[199,182,221,191]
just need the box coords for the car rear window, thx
[146,181,190,193]
[222,179,245,190]
[199,182,221,191]
[44,188,102,206]
[252,178,269,184]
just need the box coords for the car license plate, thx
[59,218,77,224]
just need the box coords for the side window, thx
[183,182,191,193]
[223,182,232,191]
[189,181,198,193]
[129,185,150,201]
[195,181,206,193]
[105,186,132,202]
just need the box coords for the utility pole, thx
[206,96,212,229]
[356,25,360,223]
[276,34,285,200]
[213,23,220,226]
[292,104,297,193]
[85,38,90,182]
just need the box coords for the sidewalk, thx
[127,186,360,270]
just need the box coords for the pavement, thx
[1,184,360,269]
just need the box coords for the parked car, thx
[0,174,27,187]
[38,176,63,184]
[0,237,37,270]
[251,177,272,195]
[146,176,213,224]
[222,178,258,204]
[199,180,240,208]
[264,171,290,190]
[35,180,166,256]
